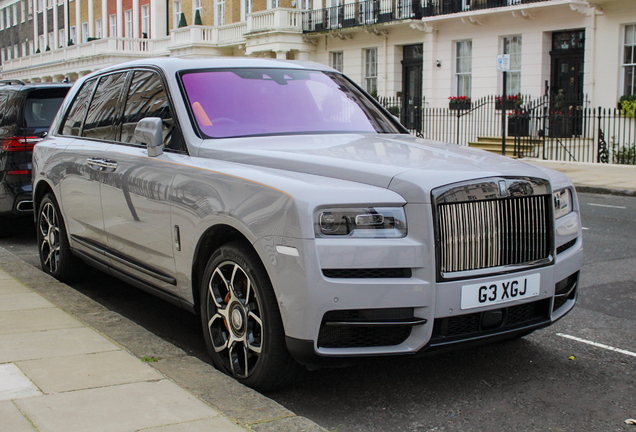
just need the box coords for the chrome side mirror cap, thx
[134,117,164,157]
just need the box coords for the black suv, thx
[0,79,71,235]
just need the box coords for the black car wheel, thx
[37,193,81,282]
[200,241,302,391]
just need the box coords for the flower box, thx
[549,116,573,138]
[496,101,517,110]
[508,117,529,137]
[449,102,471,111]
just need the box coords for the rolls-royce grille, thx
[437,195,551,274]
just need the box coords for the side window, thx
[82,72,128,141]
[0,92,8,125]
[61,79,97,136]
[121,70,184,152]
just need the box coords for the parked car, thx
[32,58,582,391]
[0,79,71,236]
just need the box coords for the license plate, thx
[460,274,541,310]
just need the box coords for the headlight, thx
[315,207,407,238]
[553,188,572,219]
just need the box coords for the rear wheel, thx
[200,241,302,391]
[37,193,82,282]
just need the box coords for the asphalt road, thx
[1,192,635,432]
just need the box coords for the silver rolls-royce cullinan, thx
[33,58,582,391]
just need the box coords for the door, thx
[550,30,585,136]
[401,44,423,133]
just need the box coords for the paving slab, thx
[0,307,84,335]
[0,292,56,312]
[16,350,164,394]
[0,364,42,401]
[0,327,120,363]
[0,400,37,432]
[16,380,223,432]
[249,416,328,432]
[142,417,247,432]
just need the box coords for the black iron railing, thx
[302,0,550,33]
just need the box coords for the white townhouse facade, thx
[0,0,633,110]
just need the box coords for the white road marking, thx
[581,227,589,230]
[556,333,636,358]
[587,203,626,209]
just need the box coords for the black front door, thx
[550,30,585,136]
[401,44,423,132]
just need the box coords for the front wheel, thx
[200,242,302,391]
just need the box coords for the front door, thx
[401,44,423,133]
[550,30,585,136]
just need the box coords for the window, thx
[298,0,312,9]
[21,42,26,56]
[82,22,88,43]
[29,40,33,54]
[195,0,203,22]
[503,35,522,95]
[215,0,224,25]
[21,1,25,23]
[363,48,378,95]
[82,72,128,141]
[28,0,32,16]
[48,31,53,49]
[95,18,102,39]
[121,71,183,151]
[174,0,182,28]
[46,0,52,8]
[38,0,42,12]
[125,10,132,37]
[455,40,472,97]
[13,3,18,25]
[109,14,116,37]
[1,9,5,30]
[240,0,251,22]
[624,24,636,96]
[38,34,44,51]
[58,29,65,46]
[14,44,18,58]
[141,5,149,37]
[6,6,11,26]
[269,0,280,8]
[69,26,76,44]
[62,78,97,136]
[330,51,343,73]
[1,48,5,62]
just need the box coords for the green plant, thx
[141,356,161,363]
[386,105,400,116]
[611,138,636,165]
[35,48,40,53]
[621,99,636,119]
[194,9,202,25]
[178,12,188,28]
[45,45,50,51]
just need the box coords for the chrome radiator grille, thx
[436,195,551,274]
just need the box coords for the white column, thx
[75,0,80,43]
[275,50,287,59]
[53,1,58,48]
[102,0,107,37]
[116,0,122,37]
[150,0,166,38]
[43,3,48,49]
[88,0,94,37]
[33,0,38,51]
[132,0,139,38]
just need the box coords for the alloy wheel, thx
[39,201,61,274]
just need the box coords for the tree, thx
[178,12,188,28]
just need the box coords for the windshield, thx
[24,88,69,128]
[180,68,403,138]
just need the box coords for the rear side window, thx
[61,79,97,136]
[23,88,69,128]
[82,72,128,141]
[0,92,8,125]
[120,70,183,151]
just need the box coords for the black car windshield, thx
[24,88,69,128]
[180,68,402,138]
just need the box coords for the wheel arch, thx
[33,179,56,220]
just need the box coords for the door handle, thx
[87,158,118,172]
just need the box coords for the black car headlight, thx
[315,207,407,238]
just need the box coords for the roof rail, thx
[0,79,26,86]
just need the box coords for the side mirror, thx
[134,117,164,157]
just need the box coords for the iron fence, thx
[377,94,636,165]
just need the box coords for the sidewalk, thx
[0,251,325,432]
[521,158,636,196]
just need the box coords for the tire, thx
[37,193,83,282]
[200,241,303,391]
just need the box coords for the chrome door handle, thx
[87,158,118,172]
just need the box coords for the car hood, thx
[198,133,564,203]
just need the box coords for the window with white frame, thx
[82,22,88,42]
[28,0,32,15]
[21,1,25,22]
[194,0,203,22]
[21,41,26,55]
[46,0,52,8]
[125,10,132,37]
[13,3,18,24]
[1,9,5,30]
[330,51,343,72]
[455,40,472,98]
[38,34,44,50]
[299,0,312,9]
[109,14,116,37]
[95,18,101,38]
[69,26,75,44]
[58,28,64,46]
[141,5,149,37]
[37,0,42,12]
[6,6,11,26]
[240,0,251,22]
[215,0,224,25]
[503,35,522,95]
[268,0,280,9]
[14,44,18,58]
[624,24,636,97]
[47,31,53,48]
[174,0,182,28]
[363,47,378,95]
[29,39,33,53]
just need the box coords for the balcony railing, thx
[302,0,550,32]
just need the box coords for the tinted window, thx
[121,70,183,151]
[61,79,97,136]
[23,88,70,128]
[82,72,128,141]
[0,92,8,125]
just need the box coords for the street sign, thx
[497,54,510,72]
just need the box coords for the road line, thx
[556,333,636,358]
[581,227,589,230]
[587,203,626,209]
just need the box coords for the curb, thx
[0,247,326,432]
[574,185,636,198]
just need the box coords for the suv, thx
[33,59,582,391]
[0,79,71,235]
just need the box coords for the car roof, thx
[0,80,73,92]
[87,57,337,78]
